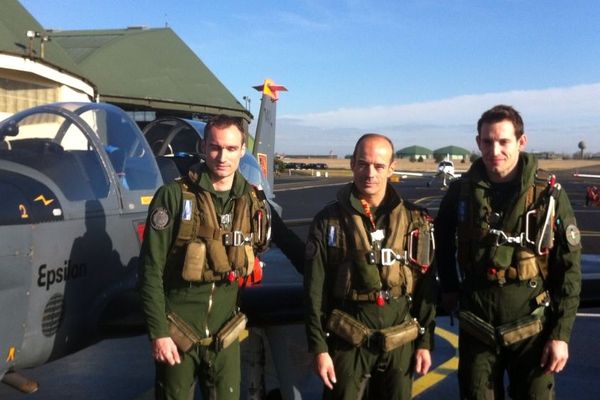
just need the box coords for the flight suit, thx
[139,163,268,400]
[304,183,437,400]
[435,153,582,399]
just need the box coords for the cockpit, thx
[0,103,160,202]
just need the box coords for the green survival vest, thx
[325,184,434,301]
[456,168,559,284]
[172,176,270,282]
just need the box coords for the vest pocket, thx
[516,249,540,280]
[381,262,402,288]
[182,241,206,282]
[206,240,231,273]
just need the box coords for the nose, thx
[367,164,377,177]
[492,142,502,156]
[215,148,225,161]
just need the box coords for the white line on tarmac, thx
[576,312,600,317]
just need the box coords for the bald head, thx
[352,133,395,164]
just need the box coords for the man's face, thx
[476,120,527,182]
[350,137,395,202]
[203,125,246,182]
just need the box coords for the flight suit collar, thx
[338,182,403,218]
[468,152,537,195]
[190,162,250,199]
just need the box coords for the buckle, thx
[380,248,405,266]
[223,231,253,246]
[489,229,524,246]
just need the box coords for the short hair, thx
[477,105,524,139]
[204,114,246,146]
[352,133,395,164]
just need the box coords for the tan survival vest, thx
[457,169,560,284]
[325,196,434,302]
[172,177,270,282]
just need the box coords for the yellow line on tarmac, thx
[412,327,459,397]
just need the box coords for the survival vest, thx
[172,174,270,283]
[324,184,434,302]
[456,168,560,284]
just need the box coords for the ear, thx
[475,135,481,149]
[518,134,527,151]
[387,159,396,178]
[241,143,246,157]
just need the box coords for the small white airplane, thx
[395,158,463,188]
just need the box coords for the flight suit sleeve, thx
[139,183,182,340]
[303,210,330,354]
[434,181,461,293]
[412,261,438,350]
[547,189,582,343]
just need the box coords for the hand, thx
[540,339,569,374]
[152,337,181,366]
[441,292,459,315]
[414,349,432,376]
[314,352,337,390]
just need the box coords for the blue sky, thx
[21,0,600,156]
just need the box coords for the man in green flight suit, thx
[139,115,270,400]
[304,133,437,399]
[435,105,582,399]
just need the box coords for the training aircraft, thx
[0,80,310,397]
[395,158,463,188]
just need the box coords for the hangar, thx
[1,0,251,130]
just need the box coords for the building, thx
[1,1,252,133]
[396,145,433,160]
[0,0,96,121]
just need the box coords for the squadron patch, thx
[151,207,171,230]
[305,240,317,260]
[565,224,581,247]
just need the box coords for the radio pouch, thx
[497,314,543,346]
[167,312,202,352]
[215,312,247,351]
[326,309,371,347]
[458,310,497,347]
[379,319,420,352]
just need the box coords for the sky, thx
[20,0,600,156]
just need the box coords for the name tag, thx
[182,199,192,221]
[327,225,337,247]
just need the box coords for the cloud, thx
[275,83,600,155]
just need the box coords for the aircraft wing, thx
[574,173,600,179]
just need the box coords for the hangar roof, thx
[51,27,251,122]
[0,0,88,79]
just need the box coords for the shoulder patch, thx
[565,224,581,247]
[151,207,171,230]
[305,240,318,260]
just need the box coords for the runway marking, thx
[414,195,443,205]
[580,230,600,237]
[576,312,600,318]
[412,327,459,397]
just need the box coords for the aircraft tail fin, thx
[252,79,287,193]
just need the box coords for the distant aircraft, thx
[395,158,463,188]
[0,80,309,397]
